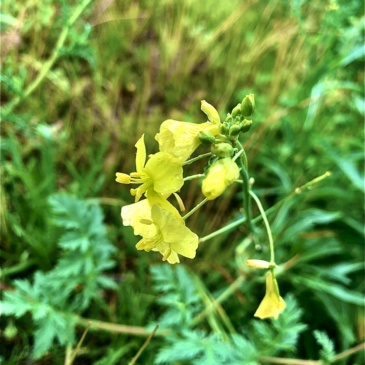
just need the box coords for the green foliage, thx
[151,265,307,364]
[1,0,364,363]
[314,330,336,363]
[150,264,202,328]
[1,194,116,359]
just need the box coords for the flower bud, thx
[201,100,221,125]
[246,259,271,269]
[202,158,240,200]
[231,103,241,118]
[198,130,216,145]
[212,142,234,158]
[240,118,253,133]
[228,124,242,137]
[240,94,255,117]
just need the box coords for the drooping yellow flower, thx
[116,134,184,202]
[121,197,198,264]
[254,270,286,320]
[155,120,220,162]
[202,158,240,200]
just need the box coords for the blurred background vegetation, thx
[1,0,364,364]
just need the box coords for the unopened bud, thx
[246,259,271,269]
[228,124,242,137]
[212,142,234,158]
[201,100,221,125]
[240,94,255,117]
[199,130,216,145]
[240,119,253,133]
[202,158,240,200]
[231,103,241,118]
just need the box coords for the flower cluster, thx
[116,97,253,261]
[116,98,256,263]
[116,95,286,320]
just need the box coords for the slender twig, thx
[128,325,159,365]
[76,316,364,364]
[182,198,208,220]
[249,190,275,264]
[235,142,255,233]
[184,173,205,181]
[259,357,320,365]
[76,316,170,337]
[199,172,331,243]
[259,341,365,364]
[65,322,91,365]
[183,152,212,165]
[331,342,365,362]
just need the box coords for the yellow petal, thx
[121,200,157,238]
[254,271,286,320]
[201,100,221,124]
[144,152,184,195]
[202,158,240,200]
[135,134,147,173]
[155,119,219,162]
[151,205,198,261]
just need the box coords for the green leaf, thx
[295,276,365,305]
[313,330,335,362]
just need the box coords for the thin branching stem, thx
[65,322,91,365]
[249,190,275,264]
[182,198,208,220]
[183,152,212,165]
[184,173,205,181]
[199,171,331,243]
[259,341,365,364]
[235,142,255,233]
[128,325,159,365]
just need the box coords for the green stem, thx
[2,0,94,116]
[0,259,36,278]
[182,198,208,220]
[65,322,91,365]
[249,190,275,264]
[235,142,255,233]
[128,325,159,365]
[183,174,204,181]
[199,172,331,244]
[183,152,211,165]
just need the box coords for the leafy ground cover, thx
[1,0,364,364]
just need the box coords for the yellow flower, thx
[155,120,220,162]
[202,158,240,200]
[116,134,184,202]
[254,271,286,320]
[121,197,198,264]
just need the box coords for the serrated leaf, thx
[33,319,57,359]
[313,330,335,361]
[59,231,90,251]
